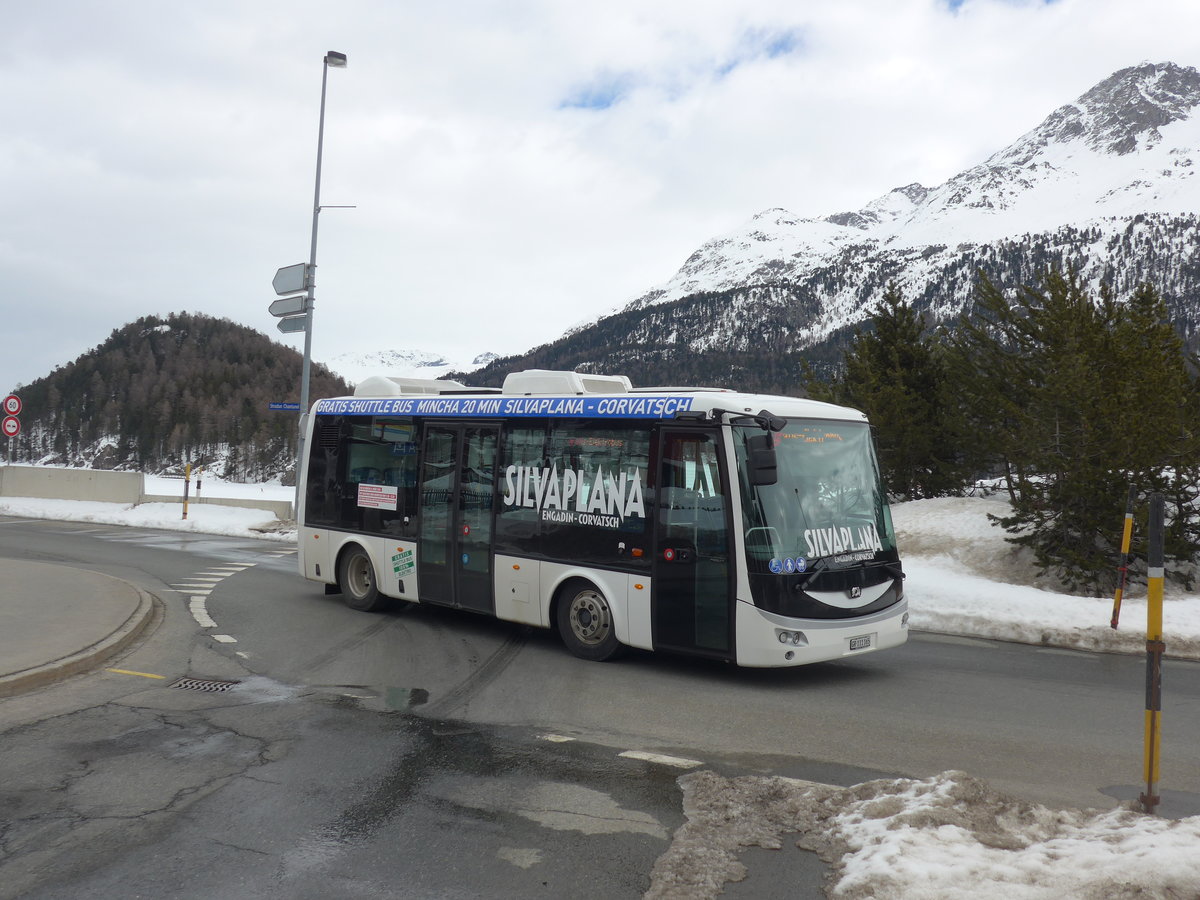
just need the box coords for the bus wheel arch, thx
[336,543,388,612]
[554,578,622,662]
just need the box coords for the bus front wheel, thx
[338,545,387,612]
[556,581,621,662]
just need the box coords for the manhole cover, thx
[170,678,240,693]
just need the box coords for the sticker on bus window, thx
[358,483,398,511]
[768,558,784,574]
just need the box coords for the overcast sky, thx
[2,0,1198,394]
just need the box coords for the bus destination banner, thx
[314,395,695,419]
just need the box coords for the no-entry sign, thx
[2,395,20,416]
[2,416,19,438]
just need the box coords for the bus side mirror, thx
[746,434,778,486]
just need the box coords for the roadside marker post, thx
[1110,484,1137,629]
[1140,493,1165,816]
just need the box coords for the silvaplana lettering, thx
[502,464,645,528]
[804,523,884,558]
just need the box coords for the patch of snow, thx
[648,770,1200,899]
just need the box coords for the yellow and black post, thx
[1140,493,1165,815]
[1110,484,1136,630]
[182,463,192,521]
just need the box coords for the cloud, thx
[2,0,1200,393]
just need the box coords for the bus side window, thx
[660,434,726,552]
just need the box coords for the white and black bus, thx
[295,369,908,667]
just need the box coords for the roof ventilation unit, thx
[354,376,468,397]
[502,369,632,395]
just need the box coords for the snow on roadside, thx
[647,770,1200,899]
[894,497,1200,660]
[0,496,295,542]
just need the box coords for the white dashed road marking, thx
[181,562,258,638]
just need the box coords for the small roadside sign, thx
[269,402,302,412]
[277,315,309,334]
[2,416,19,438]
[3,395,20,416]
[272,263,309,296]
[269,296,309,318]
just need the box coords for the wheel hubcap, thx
[569,591,610,645]
[350,558,371,595]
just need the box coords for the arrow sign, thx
[272,263,309,296]
[2,416,19,438]
[277,315,309,334]
[269,296,309,318]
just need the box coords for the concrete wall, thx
[141,493,294,520]
[0,466,293,520]
[0,466,142,504]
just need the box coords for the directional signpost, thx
[277,315,310,334]
[272,263,309,296]
[270,263,311,335]
[269,295,309,318]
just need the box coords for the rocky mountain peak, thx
[1041,61,1200,156]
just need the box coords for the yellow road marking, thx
[105,668,167,680]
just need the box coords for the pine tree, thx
[948,269,1200,593]
[836,284,966,499]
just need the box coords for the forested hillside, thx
[9,313,350,481]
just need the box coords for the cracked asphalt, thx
[2,683,701,899]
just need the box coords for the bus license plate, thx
[848,634,873,652]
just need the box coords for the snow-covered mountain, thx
[329,349,498,387]
[460,62,1200,391]
[613,61,1200,351]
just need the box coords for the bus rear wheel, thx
[557,581,621,662]
[338,545,387,612]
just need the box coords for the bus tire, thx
[338,545,387,612]
[556,580,621,662]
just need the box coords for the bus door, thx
[418,423,499,614]
[652,429,732,656]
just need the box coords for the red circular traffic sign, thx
[2,416,19,438]
[2,395,20,416]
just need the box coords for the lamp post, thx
[294,50,347,519]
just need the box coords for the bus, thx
[295,368,908,667]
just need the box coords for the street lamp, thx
[294,50,347,518]
[300,50,347,420]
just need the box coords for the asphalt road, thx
[2,518,1198,898]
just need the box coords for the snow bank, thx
[0,496,294,542]
[647,770,1200,899]
[895,497,1200,659]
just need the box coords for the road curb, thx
[0,577,159,699]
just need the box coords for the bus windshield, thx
[735,419,896,572]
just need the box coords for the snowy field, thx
[2,477,1198,897]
